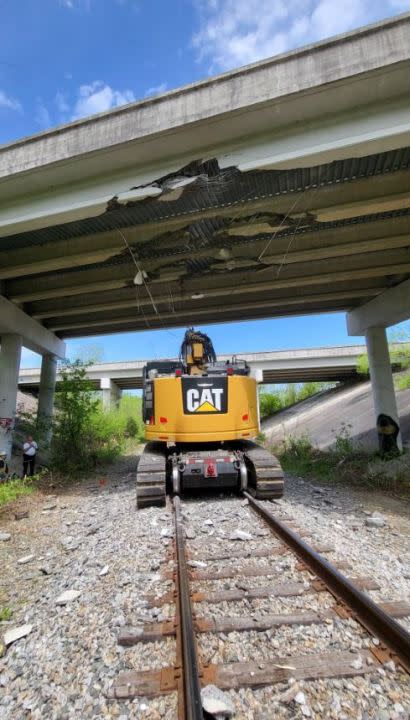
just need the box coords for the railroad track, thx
[110,494,410,718]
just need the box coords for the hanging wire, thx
[118,229,180,340]
[274,185,321,279]
[118,229,158,315]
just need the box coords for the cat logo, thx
[182,378,228,414]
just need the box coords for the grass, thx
[0,607,12,621]
[273,429,410,497]
[0,476,36,508]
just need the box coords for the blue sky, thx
[1,0,409,143]
[1,0,409,367]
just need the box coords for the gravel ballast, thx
[0,458,409,719]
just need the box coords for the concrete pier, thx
[0,335,22,459]
[37,354,58,448]
[365,327,402,453]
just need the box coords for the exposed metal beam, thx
[258,234,410,267]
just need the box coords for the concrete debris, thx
[55,590,81,605]
[39,565,52,576]
[365,513,386,528]
[99,565,109,576]
[17,554,35,565]
[384,660,396,672]
[294,691,307,705]
[160,527,173,538]
[0,532,11,541]
[188,560,207,568]
[4,624,33,646]
[185,527,196,539]
[350,656,363,670]
[61,538,82,551]
[42,503,57,511]
[229,529,253,541]
[201,684,235,717]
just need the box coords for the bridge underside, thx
[2,148,409,338]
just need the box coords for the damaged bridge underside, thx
[1,15,410,339]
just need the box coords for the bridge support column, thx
[37,354,58,451]
[365,327,401,454]
[101,378,121,409]
[0,334,22,459]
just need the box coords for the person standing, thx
[23,435,38,477]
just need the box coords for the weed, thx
[0,607,12,621]
[333,423,354,456]
[273,427,409,497]
[0,477,36,508]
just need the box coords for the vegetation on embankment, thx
[18,361,144,477]
[259,381,334,419]
[357,325,410,391]
[274,426,410,497]
[0,476,36,508]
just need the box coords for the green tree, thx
[51,360,99,473]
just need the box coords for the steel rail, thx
[244,491,410,673]
[173,496,204,720]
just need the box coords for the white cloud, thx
[71,81,135,119]
[59,0,91,9]
[35,100,51,128]
[0,90,22,112]
[192,0,410,71]
[144,82,167,97]
[55,91,70,113]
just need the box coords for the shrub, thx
[51,360,99,474]
[259,393,283,418]
[125,416,139,438]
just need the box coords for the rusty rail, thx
[245,491,410,673]
[173,496,204,720]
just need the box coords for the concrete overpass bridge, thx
[18,344,370,405]
[1,14,410,455]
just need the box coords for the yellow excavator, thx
[136,329,284,508]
